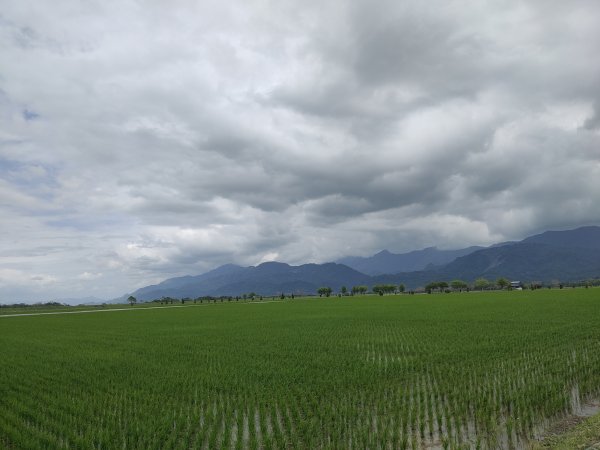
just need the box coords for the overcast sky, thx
[1,1,600,302]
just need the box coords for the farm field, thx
[0,298,289,317]
[1,289,600,449]
[0,301,212,316]
[0,303,139,316]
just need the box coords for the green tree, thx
[340,286,348,295]
[352,285,368,295]
[317,287,332,297]
[425,282,437,294]
[450,280,468,291]
[373,285,385,296]
[474,278,490,291]
[496,277,509,290]
[373,284,398,295]
[425,281,448,293]
[127,295,137,306]
[398,283,405,294]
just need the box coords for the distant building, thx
[510,281,523,290]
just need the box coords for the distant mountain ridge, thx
[337,246,484,275]
[373,242,600,288]
[51,296,108,306]
[131,262,370,301]
[128,225,600,300]
[521,226,600,249]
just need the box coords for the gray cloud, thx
[1,0,600,301]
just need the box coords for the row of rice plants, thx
[1,289,599,448]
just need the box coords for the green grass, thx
[1,289,600,449]
[532,413,600,449]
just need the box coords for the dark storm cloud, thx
[1,0,599,301]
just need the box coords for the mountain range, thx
[128,226,600,301]
[337,246,484,275]
[51,296,108,306]
[131,262,371,301]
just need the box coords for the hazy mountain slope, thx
[521,226,600,249]
[337,246,483,275]
[373,242,600,289]
[132,264,245,299]
[433,243,600,281]
[132,262,370,300]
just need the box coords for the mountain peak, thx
[131,260,370,300]
[337,246,481,275]
[522,225,600,249]
[257,261,290,268]
[255,261,292,274]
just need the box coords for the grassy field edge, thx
[531,411,600,449]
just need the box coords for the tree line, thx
[316,277,550,297]
[424,277,510,293]
[123,277,600,306]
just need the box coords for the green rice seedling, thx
[1,289,600,448]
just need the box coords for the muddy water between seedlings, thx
[527,394,600,449]
[423,394,600,450]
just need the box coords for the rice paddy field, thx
[1,289,600,449]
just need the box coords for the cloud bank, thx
[1,0,599,301]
